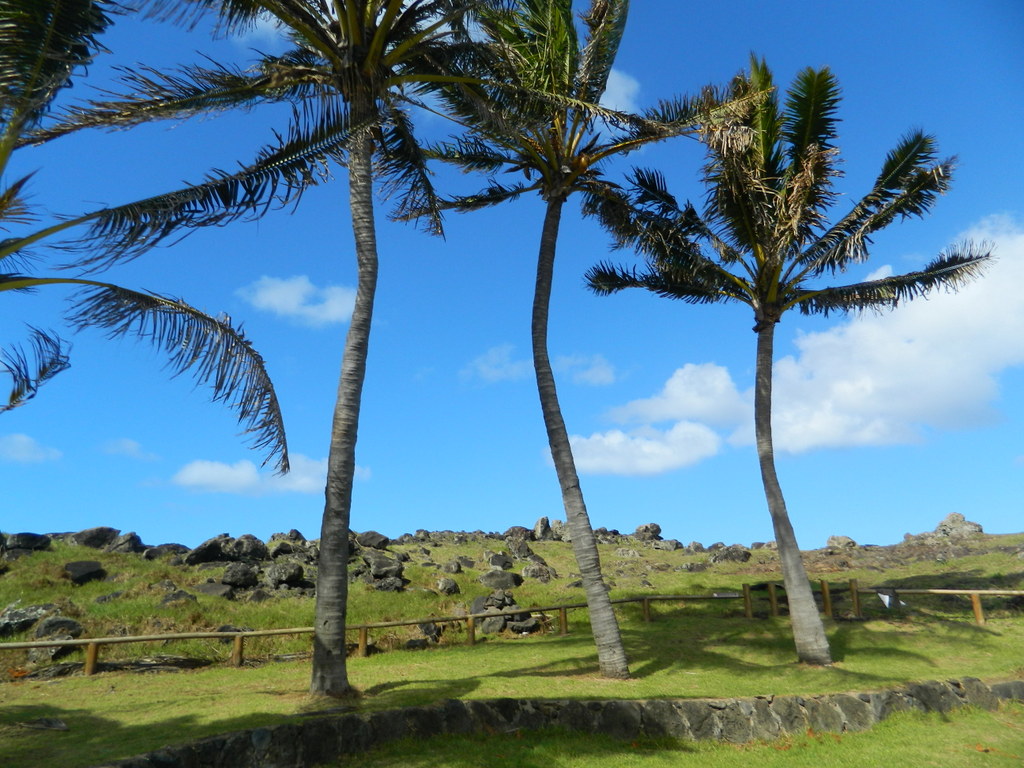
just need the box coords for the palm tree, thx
[32,0,504,696]
[1,0,288,469]
[585,57,991,665]
[422,0,737,679]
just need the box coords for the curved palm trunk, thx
[754,322,832,665]
[310,109,379,697]
[533,196,629,679]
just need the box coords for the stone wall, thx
[97,677,1024,768]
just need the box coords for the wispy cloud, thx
[460,344,532,383]
[101,438,159,461]
[601,69,641,113]
[555,354,617,386]
[573,215,1024,474]
[0,433,61,463]
[238,275,355,327]
[171,453,370,495]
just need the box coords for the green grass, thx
[331,705,1024,768]
[1,532,1022,766]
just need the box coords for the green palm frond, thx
[797,131,954,274]
[795,242,992,317]
[376,102,444,233]
[0,327,71,412]
[67,284,289,472]
[781,66,840,165]
[0,0,114,161]
[585,256,739,305]
[576,0,628,105]
[436,178,534,213]
[22,51,335,147]
[3,105,348,271]
[589,58,990,330]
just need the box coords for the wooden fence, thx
[2,581,1020,675]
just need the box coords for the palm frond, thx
[0,0,114,152]
[0,327,70,412]
[575,0,628,105]
[376,102,443,234]
[36,105,348,272]
[795,242,993,317]
[67,284,289,472]
[22,53,331,146]
[782,66,840,165]
[585,258,739,305]
[797,131,954,274]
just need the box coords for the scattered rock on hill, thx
[709,545,751,564]
[634,523,662,541]
[479,569,523,590]
[63,560,106,586]
[826,535,857,549]
[70,527,120,549]
[0,603,57,637]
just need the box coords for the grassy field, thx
[1,531,1022,766]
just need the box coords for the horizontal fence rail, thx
[2,582,1020,675]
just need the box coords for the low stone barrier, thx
[96,678,1024,768]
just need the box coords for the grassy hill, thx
[1,524,1022,767]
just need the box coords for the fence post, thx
[970,593,986,625]
[642,598,652,622]
[84,642,99,675]
[767,583,779,617]
[559,607,568,636]
[820,581,832,617]
[231,636,245,667]
[742,584,753,619]
[850,579,862,618]
[358,627,369,657]
[466,616,476,646]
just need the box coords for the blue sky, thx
[3,1,1023,550]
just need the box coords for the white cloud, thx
[233,14,288,50]
[238,275,355,327]
[0,433,61,462]
[101,438,158,461]
[171,453,369,495]
[609,363,749,426]
[602,69,641,113]
[555,354,616,385]
[769,215,1024,452]
[578,215,1024,471]
[570,422,721,475]
[460,344,531,383]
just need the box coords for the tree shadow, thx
[0,703,299,768]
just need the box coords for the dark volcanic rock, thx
[184,534,232,565]
[0,603,56,636]
[106,532,147,554]
[436,577,460,595]
[64,560,106,585]
[222,562,259,588]
[4,533,50,553]
[71,527,120,549]
[225,534,269,562]
[34,616,84,639]
[709,545,751,564]
[356,531,390,550]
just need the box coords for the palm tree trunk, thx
[533,196,630,679]
[310,103,379,697]
[754,320,832,665]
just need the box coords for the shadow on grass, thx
[0,703,292,768]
